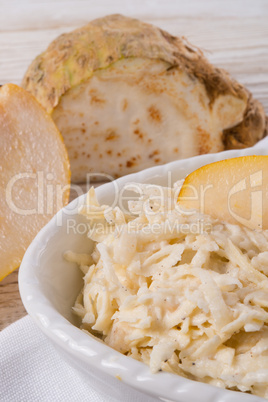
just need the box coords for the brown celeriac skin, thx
[22,14,267,182]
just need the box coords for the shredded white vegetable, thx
[67,183,268,399]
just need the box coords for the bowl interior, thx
[35,212,92,325]
[21,165,187,327]
[32,140,268,327]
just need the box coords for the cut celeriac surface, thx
[0,84,70,281]
[22,14,267,182]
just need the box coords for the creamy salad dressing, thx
[66,182,268,399]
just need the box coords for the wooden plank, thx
[0,270,26,330]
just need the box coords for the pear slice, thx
[0,84,70,281]
[177,155,268,230]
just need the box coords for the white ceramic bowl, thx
[19,138,268,402]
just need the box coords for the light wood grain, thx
[0,270,26,330]
[0,0,268,331]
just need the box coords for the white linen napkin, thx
[0,316,158,402]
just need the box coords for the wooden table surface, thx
[0,0,268,331]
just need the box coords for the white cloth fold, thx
[0,316,158,402]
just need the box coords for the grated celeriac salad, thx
[66,182,268,399]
